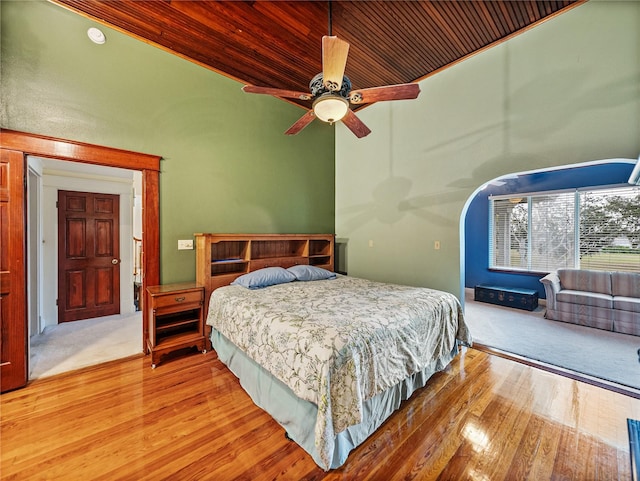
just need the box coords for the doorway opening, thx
[1,129,160,392]
[27,157,143,379]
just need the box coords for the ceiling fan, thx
[241,5,420,138]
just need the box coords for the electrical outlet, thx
[434,240,441,250]
[178,239,193,250]
[368,240,374,248]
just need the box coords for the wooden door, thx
[0,149,27,392]
[58,190,121,323]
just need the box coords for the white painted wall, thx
[336,1,640,298]
[40,165,137,328]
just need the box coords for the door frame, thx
[1,129,161,363]
[27,166,41,338]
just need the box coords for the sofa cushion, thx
[558,269,612,295]
[614,309,640,336]
[556,290,613,308]
[611,271,640,297]
[613,296,640,313]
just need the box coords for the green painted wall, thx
[336,1,640,298]
[1,0,335,283]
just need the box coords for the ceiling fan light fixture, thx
[312,93,349,124]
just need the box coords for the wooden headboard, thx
[195,233,334,316]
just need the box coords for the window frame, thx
[489,183,640,274]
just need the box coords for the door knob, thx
[112,258,119,265]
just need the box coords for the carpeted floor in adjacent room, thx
[29,312,143,379]
[464,288,640,391]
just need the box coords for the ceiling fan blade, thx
[242,85,311,101]
[322,36,350,91]
[349,83,420,104]
[285,111,316,135]
[341,110,371,138]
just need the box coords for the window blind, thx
[531,192,576,271]
[579,186,640,271]
[490,198,528,270]
[489,185,640,273]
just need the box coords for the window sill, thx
[488,268,550,276]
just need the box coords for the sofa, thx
[540,269,640,336]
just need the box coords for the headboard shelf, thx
[309,238,331,256]
[209,261,248,277]
[250,239,307,259]
[195,233,335,316]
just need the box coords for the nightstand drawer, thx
[152,289,203,309]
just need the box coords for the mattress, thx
[206,275,471,469]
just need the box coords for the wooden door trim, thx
[0,130,160,172]
[0,129,161,352]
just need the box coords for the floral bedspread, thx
[206,275,471,469]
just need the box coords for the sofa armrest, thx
[540,272,561,310]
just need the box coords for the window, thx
[490,185,640,273]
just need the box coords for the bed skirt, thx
[211,329,460,470]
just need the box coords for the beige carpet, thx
[463,288,640,390]
[29,312,143,379]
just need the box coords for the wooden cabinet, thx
[146,282,206,368]
[195,233,334,318]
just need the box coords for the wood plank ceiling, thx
[52,0,582,110]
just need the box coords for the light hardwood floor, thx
[2,347,638,480]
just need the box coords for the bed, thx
[202,246,471,470]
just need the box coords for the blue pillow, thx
[231,267,296,289]
[287,265,336,281]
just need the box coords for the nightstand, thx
[146,282,206,368]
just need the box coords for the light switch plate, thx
[178,239,194,250]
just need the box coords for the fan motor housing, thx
[309,73,351,100]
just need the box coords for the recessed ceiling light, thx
[87,27,106,45]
